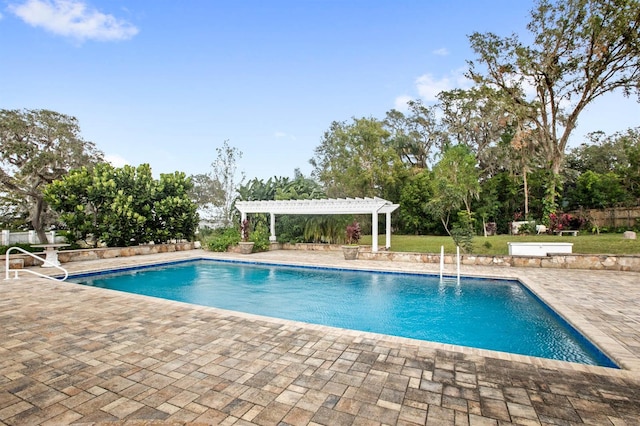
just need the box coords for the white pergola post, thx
[371,210,379,253]
[386,211,392,249]
[269,213,276,242]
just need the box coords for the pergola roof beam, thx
[236,197,398,215]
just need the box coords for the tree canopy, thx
[564,127,640,208]
[384,100,446,170]
[467,0,640,214]
[310,117,405,199]
[425,145,481,235]
[190,140,244,228]
[0,109,103,242]
[45,163,199,247]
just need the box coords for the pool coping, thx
[58,251,639,379]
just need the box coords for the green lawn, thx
[360,233,640,255]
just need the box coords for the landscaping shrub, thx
[0,243,39,255]
[549,212,587,232]
[451,211,474,253]
[207,227,240,252]
[196,226,217,241]
[249,223,271,252]
[517,222,535,235]
[55,230,82,249]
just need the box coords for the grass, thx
[360,233,640,255]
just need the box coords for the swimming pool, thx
[69,259,617,367]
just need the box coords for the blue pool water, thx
[70,259,616,367]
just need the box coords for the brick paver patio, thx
[1,249,639,425]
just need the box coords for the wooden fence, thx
[569,207,640,229]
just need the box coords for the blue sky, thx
[2,0,639,181]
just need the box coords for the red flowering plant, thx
[345,221,361,245]
[548,213,562,233]
[240,218,250,242]
[549,213,585,233]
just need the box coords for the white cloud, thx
[274,131,296,140]
[415,68,472,102]
[394,95,412,111]
[8,0,138,41]
[415,74,451,102]
[105,153,129,167]
[432,47,449,56]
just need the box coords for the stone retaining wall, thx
[7,242,196,268]
[280,243,344,251]
[279,243,640,272]
[357,250,640,272]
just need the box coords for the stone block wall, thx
[275,243,640,271]
[279,243,640,271]
[357,251,640,272]
[281,243,343,251]
[7,242,196,267]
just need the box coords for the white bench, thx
[31,243,70,267]
[557,230,578,237]
[508,242,573,257]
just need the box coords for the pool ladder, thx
[439,245,460,285]
[4,246,68,282]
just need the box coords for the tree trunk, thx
[31,196,49,244]
[441,215,452,236]
[523,166,529,218]
[547,155,564,213]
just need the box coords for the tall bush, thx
[45,163,199,247]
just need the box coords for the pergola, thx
[235,197,400,252]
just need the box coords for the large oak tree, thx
[468,0,640,215]
[0,109,104,242]
[384,100,446,170]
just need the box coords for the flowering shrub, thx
[548,213,586,232]
[548,213,563,232]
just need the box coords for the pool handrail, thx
[4,246,68,282]
[439,245,460,284]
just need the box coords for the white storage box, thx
[508,242,573,257]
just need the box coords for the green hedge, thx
[0,243,41,255]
